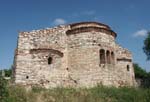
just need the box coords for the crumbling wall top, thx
[18,25,70,36]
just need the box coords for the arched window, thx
[100,49,105,64]
[48,57,52,65]
[127,65,130,71]
[106,50,111,64]
[111,52,115,64]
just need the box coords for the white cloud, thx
[133,29,148,37]
[53,18,66,25]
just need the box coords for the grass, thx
[1,84,150,102]
[0,76,150,102]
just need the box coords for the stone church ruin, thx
[13,21,135,88]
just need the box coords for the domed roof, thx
[70,21,111,30]
[66,21,117,38]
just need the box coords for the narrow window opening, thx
[111,52,115,64]
[127,65,130,71]
[48,57,52,65]
[100,49,105,64]
[106,50,111,64]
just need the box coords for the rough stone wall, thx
[14,26,71,88]
[115,44,135,86]
[13,22,136,88]
[67,31,114,87]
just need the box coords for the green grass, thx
[0,76,150,102]
[1,84,150,102]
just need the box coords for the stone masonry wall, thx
[14,22,136,88]
[14,26,71,88]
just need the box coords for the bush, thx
[134,63,148,78]
[0,75,9,102]
[0,68,12,77]
[0,83,150,102]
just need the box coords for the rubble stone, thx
[13,22,136,88]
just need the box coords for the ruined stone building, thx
[13,22,135,88]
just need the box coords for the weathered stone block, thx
[13,22,136,88]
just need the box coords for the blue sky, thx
[0,0,150,71]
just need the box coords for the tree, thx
[0,69,12,77]
[0,72,9,102]
[4,69,12,77]
[143,32,150,60]
[133,63,147,78]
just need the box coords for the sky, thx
[0,0,150,71]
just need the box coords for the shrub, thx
[0,83,150,102]
[0,75,9,102]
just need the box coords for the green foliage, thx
[133,63,150,88]
[32,85,46,93]
[0,67,12,102]
[147,72,150,77]
[1,84,150,102]
[134,63,148,78]
[4,69,12,77]
[143,32,150,60]
[0,75,9,102]
[6,86,28,102]
[0,68,12,77]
